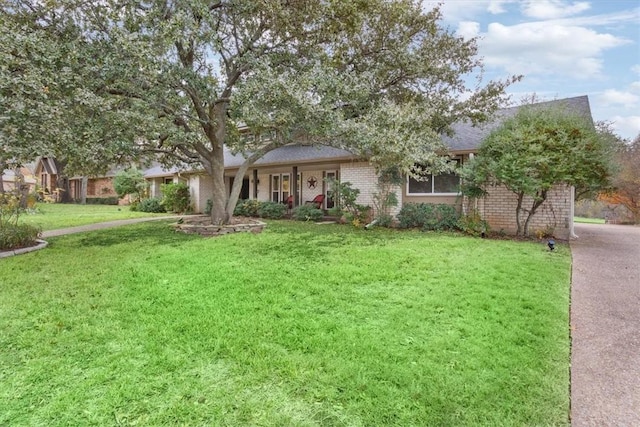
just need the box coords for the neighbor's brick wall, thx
[479,183,573,239]
[87,177,116,197]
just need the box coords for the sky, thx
[424,0,640,140]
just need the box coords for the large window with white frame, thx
[271,173,291,203]
[407,159,461,195]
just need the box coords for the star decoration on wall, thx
[307,176,318,189]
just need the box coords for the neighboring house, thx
[1,165,37,193]
[34,157,121,203]
[146,96,590,239]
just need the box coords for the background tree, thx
[462,104,616,237]
[1,4,143,194]
[114,168,147,203]
[2,1,518,224]
[599,133,640,223]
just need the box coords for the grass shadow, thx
[47,222,198,249]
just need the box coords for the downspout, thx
[570,185,578,239]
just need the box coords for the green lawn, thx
[19,203,169,231]
[0,221,571,426]
[574,216,606,224]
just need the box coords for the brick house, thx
[34,157,121,203]
[1,166,37,193]
[147,96,591,239]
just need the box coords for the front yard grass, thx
[574,216,606,224]
[0,221,571,426]
[18,203,168,231]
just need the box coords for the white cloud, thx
[457,21,481,39]
[632,65,640,74]
[610,115,640,140]
[522,0,591,19]
[597,90,640,108]
[423,0,516,22]
[480,22,630,78]
[488,0,518,14]
[630,82,640,93]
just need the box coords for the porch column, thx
[292,166,298,207]
[252,169,258,199]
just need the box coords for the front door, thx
[325,171,337,209]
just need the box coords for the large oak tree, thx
[2,0,519,223]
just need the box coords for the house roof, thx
[226,145,357,168]
[442,95,592,153]
[143,145,358,177]
[1,169,37,184]
[84,95,596,178]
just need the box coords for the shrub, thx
[292,204,324,222]
[114,168,147,201]
[457,210,489,237]
[234,199,261,217]
[375,214,394,228]
[0,223,41,251]
[343,204,372,227]
[161,183,190,213]
[85,197,119,205]
[204,199,213,215]
[257,201,286,219]
[137,198,166,213]
[397,203,460,231]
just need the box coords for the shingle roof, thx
[143,145,357,177]
[226,145,356,168]
[141,96,592,176]
[443,95,592,152]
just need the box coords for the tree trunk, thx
[226,158,259,220]
[0,160,6,194]
[515,192,525,236]
[57,176,72,203]
[522,190,547,237]
[208,149,229,224]
[80,177,88,204]
[15,168,28,209]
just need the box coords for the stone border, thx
[173,220,266,237]
[0,239,48,259]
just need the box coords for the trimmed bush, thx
[0,223,41,251]
[234,199,261,217]
[458,210,490,237]
[137,198,166,213]
[292,204,324,222]
[257,201,286,219]
[397,203,460,231]
[160,183,190,213]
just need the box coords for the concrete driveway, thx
[570,223,640,426]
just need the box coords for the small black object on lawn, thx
[548,238,555,251]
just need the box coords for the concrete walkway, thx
[570,223,640,426]
[41,215,182,238]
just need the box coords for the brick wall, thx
[478,183,573,239]
[340,162,402,217]
[87,177,116,197]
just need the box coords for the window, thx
[271,174,290,202]
[407,159,461,195]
